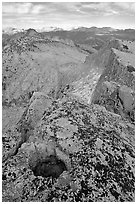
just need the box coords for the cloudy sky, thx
[2,2,135,30]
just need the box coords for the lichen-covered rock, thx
[2,97,134,201]
[25,92,52,128]
[2,32,135,202]
[102,81,119,95]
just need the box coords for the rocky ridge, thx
[2,30,135,201]
[70,39,135,121]
[2,30,88,107]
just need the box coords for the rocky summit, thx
[2,27,135,202]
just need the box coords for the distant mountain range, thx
[2,27,25,34]
[71,26,118,33]
[2,26,66,34]
[2,26,135,35]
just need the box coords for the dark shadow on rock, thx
[31,155,67,178]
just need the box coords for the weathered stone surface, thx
[2,36,135,202]
[25,92,52,127]
[118,85,134,112]
[102,81,119,95]
[2,36,87,104]
[2,97,135,201]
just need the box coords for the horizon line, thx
[2,26,135,30]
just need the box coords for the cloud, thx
[112,2,135,16]
[2,2,135,29]
[2,2,32,15]
[79,2,135,16]
[113,2,134,11]
[2,2,134,17]
[31,4,44,14]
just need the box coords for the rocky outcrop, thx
[2,34,135,202]
[25,92,52,128]
[92,80,120,107]
[25,28,39,37]
[89,40,135,121]
[118,85,135,113]
[70,40,134,109]
[2,97,135,201]
[2,36,87,105]
[91,42,135,102]
[91,80,135,121]
[2,92,52,162]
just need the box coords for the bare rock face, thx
[69,39,134,111]
[94,80,119,102]
[102,81,119,94]
[86,40,135,121]
[118,85,134,112]
[91,80,135,121]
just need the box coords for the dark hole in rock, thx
[123,44,128,50]
[127,65,135,72]
[32,156,67,178]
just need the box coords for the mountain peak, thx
[26,28,38,36]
